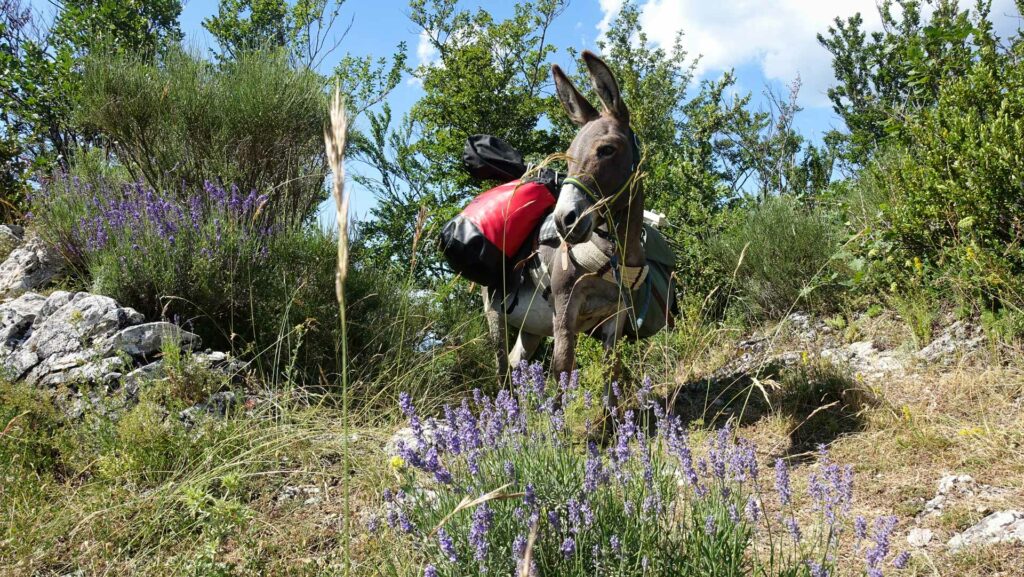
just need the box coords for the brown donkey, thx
[485,50,663,407]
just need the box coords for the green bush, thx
[78,47,327,227]
[710,196,845,320]
[857,47,1024,308]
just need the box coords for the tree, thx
[818,0,999,166]
[203,0,345,67]
[0,0,181,205]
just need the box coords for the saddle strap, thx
[569,241,648,291]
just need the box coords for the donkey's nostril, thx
[563,209,578,227]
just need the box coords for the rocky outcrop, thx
[0,290,203,388]
[0,224,23,261]
[0,234,65,297]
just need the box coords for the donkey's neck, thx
[606,188,646,268]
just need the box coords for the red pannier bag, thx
[439,180,555,288]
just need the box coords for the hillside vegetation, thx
[2,0,1023,576]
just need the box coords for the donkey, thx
[484,50,665,405]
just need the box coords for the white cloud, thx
[603,0,1021,109]
[597,0,626,37]
[416,30,440,67]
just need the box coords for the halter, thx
[560,128,641,207]
[556,127,648,292]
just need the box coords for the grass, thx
[2,307,1020,576]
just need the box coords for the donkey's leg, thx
[551,291,580,381]
[483,287,510,380]
[509,331,543,368]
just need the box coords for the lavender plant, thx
[29,174,337,370]
[376,362,909,577]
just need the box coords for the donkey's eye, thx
[596,145,616,158]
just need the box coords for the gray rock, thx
[947,510,1024,552]
[11,292,144,385]
[917,321,985,364]
[101,322,200,359]
[938,474,976,495]
[179,391,243,426]
[0,224,23,261]
[907,527,933,547]
[0,234,66,297]
[0,292,46,352]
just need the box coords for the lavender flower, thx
[512,534,527,560]
[470,504,493,561]
[560,536,575,559]
[610,535,621,555]
[865,516,898,571]
[784,516,802,542]
[892,551,910,569]
[745,496,761,522]
[424,564,437,577]
[808,561,829,577]
[437,528,457,562]
[705,514,717,535]
[855,515,868,541]
[775,458,793,506]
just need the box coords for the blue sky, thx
[29,0,1024,222]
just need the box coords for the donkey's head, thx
[551,51,636,244]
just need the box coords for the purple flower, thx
[503,460,515,479]
[784,516,802,542]
[398,510,415,534]
[705,514,717,535]
[524,483,536,509]
[424,564,437,577]
[610,535,621,555]
[855,516,868,540]
[775,459,793,506]
[636,375,653,408]
[865,516,898,571]
[398,392,415,418]
[808,561,830,577]
[512,534,527,560]
[560,536,575,559]
[470,503,493,561]
[547,510,561,532]
[437,527,456,562]
[892,551,910,569]
[745,496,761,522]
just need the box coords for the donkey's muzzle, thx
[553,183,594,244]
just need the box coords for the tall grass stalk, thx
[324,87,351,575]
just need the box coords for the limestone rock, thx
[385,418,453,458]
[0,235,65,297]
[917,321,985,364]
[0,224,23,261]
[10,292,144,386]
[0,292,46,353]
[907,527,933,547]
[101,322,200,359]
[947,510,1024,552]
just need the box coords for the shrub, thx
[375,362,909,577]
[30,174,342,377]
[710,196,845,320]
[854,47,1024,308]
[78,47,327,227]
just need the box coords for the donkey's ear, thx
[552,63,599,127]
[582,50,629,122]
